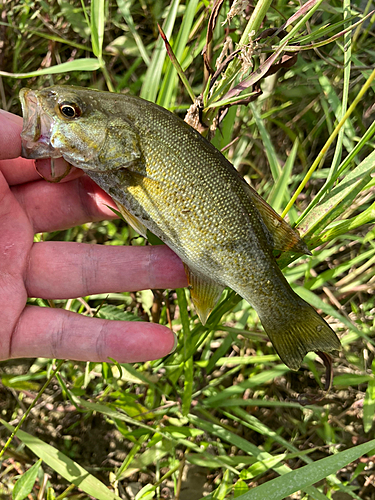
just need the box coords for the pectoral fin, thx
[243,182,310,255]
[184,265,224,325]
[114,200,147,238]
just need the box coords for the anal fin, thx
[114,200,147,238]
[184,264,224,325]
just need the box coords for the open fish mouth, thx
[20,88,61,159]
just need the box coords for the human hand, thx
[0,109,187,363]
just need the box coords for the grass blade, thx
[250,102,282,182]
[157,0,199,108]
[189,414,328,500]
[282,67,375,218]
[0,58,101,78]
[116,0,150,66]
[157,24,196,104]
[140,0,180,102]
[267,138,298,212]
[203,366,289,407]
[234,439,375,500]
[176,288,194,415]
[91,0,105,59]
[12,459,42,500]
[1,420,121,500]
[363,360,375,433]
[298,149,375,244]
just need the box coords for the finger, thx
[0,110,23,159]
[1,157,84,186]
[13,175,118,233]
[0,171,32,354]
[0,157,42,185]
[9,306,177,362]
[34,158,84,183]
[0,111,42,185]
[0,111,82,185]
[26,243,187,298]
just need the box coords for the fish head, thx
[20,86,141,171]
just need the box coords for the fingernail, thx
[168,332,178,354]
[0,109,23,125]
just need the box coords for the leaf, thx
[91,0,105,58]
[364,377,375,433]
[118,444,170,480]
[135,483,155,500]
[298,149,375,243]
[293,285,365,339]
[176,288,194,416]
[0,58,101,78]
[282,11,375,52]
[157,24,196,104]
[240,454,287,479]
[47,487,56,500]
[12,459,42,500]
[221,40,289,102]
[188,414,328,500]
[140,0,180,102]
[250,102,282,182]
[268,137,298,213]
[157,0,199,107]
[1,420,121,500]
[1,373,41,392]
[282,67,375,220]
[96,304,141,322]
[279,0,319,32]
[203,365,289,407]
[234,480,249,498]
[116,0,150,65]
[202,0,225,73]
[317,202,375,245]
[205,330,238,374]
[234,439,375,500]
[305,247,375,291]
[216,469,233,499]
[333,374,373,387]
[204,89,259,109]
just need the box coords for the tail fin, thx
[259,303,341,370]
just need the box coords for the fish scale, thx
[19,85,341,370]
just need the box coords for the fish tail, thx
[259,301,341,370]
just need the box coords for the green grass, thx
[1,0,375,499]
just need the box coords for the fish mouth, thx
[20,88,61,160]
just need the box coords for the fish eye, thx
[59,102,82,119]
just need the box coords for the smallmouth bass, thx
[19,86,341,370]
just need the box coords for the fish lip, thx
[20,88,61,160]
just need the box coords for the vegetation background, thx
[0,0,375,499]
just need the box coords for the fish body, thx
[20,86,341,370]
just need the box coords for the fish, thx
[19,85,341,370]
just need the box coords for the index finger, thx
[0,109,23,159]
[0,110,83,185]
[0,110,41,184]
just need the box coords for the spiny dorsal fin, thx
[183,264,224,325]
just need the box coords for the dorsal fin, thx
[242,181,310,255]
